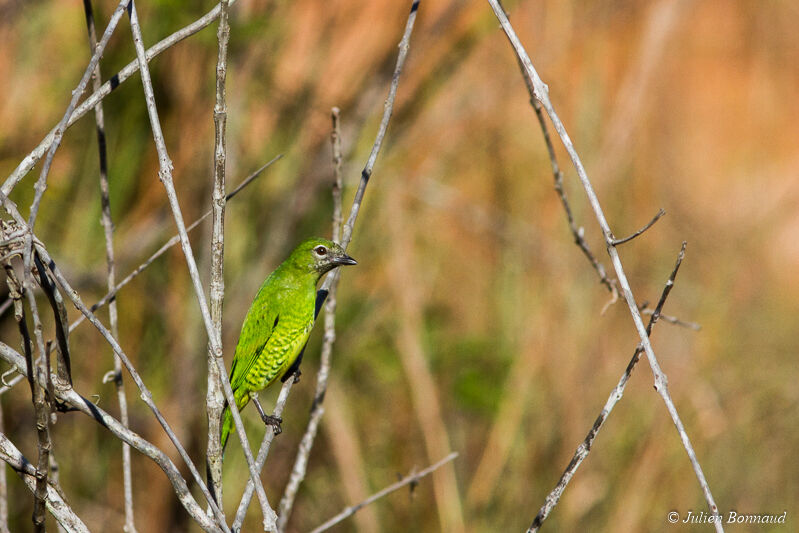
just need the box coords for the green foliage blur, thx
[1,0,798,531]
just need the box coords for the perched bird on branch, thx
[221,237,356,450]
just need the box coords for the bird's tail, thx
[220,405,234,452]
[220,388,250,452]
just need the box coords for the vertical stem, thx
[4,260,51,533]
[276,108,345,532]
[485,1,722,529]
[0,399,8,533]
[82,1,136,530]
[206,0,230,511]
[126,1,272,527]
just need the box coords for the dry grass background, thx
[1,0,798,531]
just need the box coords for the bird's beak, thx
[333,253,357,266]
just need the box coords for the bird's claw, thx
[261,413,283,435]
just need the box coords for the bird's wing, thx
[229,307,279,392]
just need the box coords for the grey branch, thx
[63,156,281,335]
[2,250,52,533]
[486,2,723,530]
[0,185,229,530]
[0,342,219,532]
[0,434,89,533]
[232,378,296,532]
[276,107,346,532]
[3,0,240,195]
[325,0,422,264]
[610,208,666,245]
[81,1,137,530]
[0,404,8,533]
[206,0,231,511]
[309,452,459,533]
[126,0,273,527]
[236,0,421,525]
[529,243,687,531]
[25,0,129,243]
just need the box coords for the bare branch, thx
[0,434,89,533]
[64,156,281,335]
[529,242,687,531]
[486,2,722,529]
[276,107,345,532]
[530,98,618,298]
[2,252,52,532]
[32,253,72,387]
[610,208,666,246]
[81,1,136,529]
[309,453,459,533]
[0,342,219,532]
[324,0,421,262]
[232,378,295,532]
[126,1,272,527]
[0,403,8,533]
[24,0,128,233]
[206,0,231,510]
[3,0,242,194]
[642,308,701,330]
[236,0,421,524]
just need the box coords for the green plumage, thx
[221,237,356,450]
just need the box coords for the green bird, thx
[220,237,356,450]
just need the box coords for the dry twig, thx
[3,0,241,195]
[486,2,722,529]
[529,243,688,531]
[206,0,231,510]
[0,434,89,533]
[127,1,273,525]
[234,0,422,525]
[309,453,459,533]
[0,341,219,532]
[276,107,345,532]
[81,1,136,529]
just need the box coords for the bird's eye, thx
[314,246,328,256]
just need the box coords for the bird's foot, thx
[261,414,283,435]
[292,369,301,384]
[252,396,283,435]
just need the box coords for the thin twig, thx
[610,208,666,245]
[33,242,229,532]
[0,341,219,532]
[32,253,72,387]
[0,434,90,533]
[234,1,422,525]
[309,452,459,533]
[3,256,53,532]
[3,0,242,195]
[0,401,8,533]
[81,1,136,529]
[65,156,281,334]
[642,308,701,330]
[324,0,421,262]
[47,451,68,533]
[235,2,420,526]
[232,378,295,532]
[24,0,129,241]
[276,107,345,532]
[206,0,231,511]
[126,1,274,527]
[486,2,723,530]
[529,242,687,531]
[529,98,618,299]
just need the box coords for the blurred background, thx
[1,0,798,531]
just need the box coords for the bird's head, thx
[288,237,357,278]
